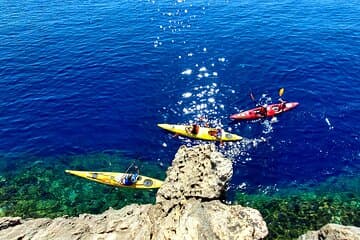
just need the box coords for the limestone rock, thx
[0,144,268,240]
[150,199,267,240]
[298,230,319,240]
[0,217,22,230]
[0,206,153,240]
[298,223,360,240]
[156,144,233,208]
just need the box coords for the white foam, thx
[218,57,225,62]
[196,91,205,98]
[195,103,207,110]
[182,92,192,98]
[325,117,334,130]
[181,69,192,75]
[203,47,207,52]
[199,66,207,72]
[237,183,247,190]
[208,97,215,103]
[262,119,274,134]
[182,108,190,114]
[212,72,218,76]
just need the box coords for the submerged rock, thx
[298,223,360,240]
[0,144,268,240]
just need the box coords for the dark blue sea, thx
[1,0,360,221]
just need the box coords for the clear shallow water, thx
[0,0,360,215]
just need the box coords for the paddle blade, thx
[279,87,285,97]
[250,92,255,102]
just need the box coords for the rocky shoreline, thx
[0,144,359,239]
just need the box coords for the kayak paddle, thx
[279,87,285,97]
[249,89,257,106]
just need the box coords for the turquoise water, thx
[0,0,359,238]
[0,152,165,218]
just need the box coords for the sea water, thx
[0,0,359,238]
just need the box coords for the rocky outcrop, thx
[156,144,233,213]
[0,144,268,240]
[298,223,360,240]
[0,217,21,231]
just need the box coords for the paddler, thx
[186,124,200,135]
[119,164,139,186]
[278,87,287,110]
[258,105,267,117]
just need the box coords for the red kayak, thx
[230,102,299,120]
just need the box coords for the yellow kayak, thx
[65,170,163,189]
[157,123,242,142]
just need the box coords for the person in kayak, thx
[258,105,267,117]
[186,124,200,135]
[278,88,287,111]
[119,165,139,186]
[122,173,138,186]
[267,106,277,117]
[216,128,222,139]
[208,128,222,138]
[278,98,287,111]
[208,128,223,144]
[215,128,223,145]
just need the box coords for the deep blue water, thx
[0,0,360,193]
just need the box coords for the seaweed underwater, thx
[0,150,359,239]
[235,176,360,239]
[0,152,165,218]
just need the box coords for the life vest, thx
[131,173,139,183]
[191,125,199,134]
[122,174,138,186]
